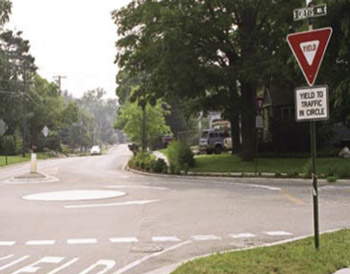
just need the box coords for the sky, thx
[7,0,132,99]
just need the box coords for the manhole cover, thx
[23,190,126,201]
[131,244,164,253]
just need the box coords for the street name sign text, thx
[293,4,327,21]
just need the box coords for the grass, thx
[189,154,350,177]
[173,229,350,274]
[0,153,51,167]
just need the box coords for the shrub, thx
[1,135,23,155]
[151,158,168,173]
[168,140,194,174]
[128,152,158,172]
[335,166,350,179]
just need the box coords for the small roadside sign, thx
[293,4,327,21]
[295,85,329,122]
[255,115,263,129]
[42,126,49,137]
[0,119,8,136]
[286,27,332,86]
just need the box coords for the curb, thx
[126,166,350,186]
[4,172,60,184]
[145,228,348,274]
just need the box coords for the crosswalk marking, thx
[265,231,293,236]
[47,258,79,274]
[0,241,15,246]
[109,237,138,243]
[12,256,65,274]
[0,231,295,248]
[26,240,56,246]
[67,238,98,245]
[0,256,29,271]
[229,233,256,239]
[152,236,181,242]
[191,235,221,241]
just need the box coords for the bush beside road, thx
[172,230,350,274]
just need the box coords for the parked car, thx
[199,129,230,154]
[90,145,101,155]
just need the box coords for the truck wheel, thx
[214,145,222,154]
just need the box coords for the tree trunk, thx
[229,113,241,154]
[240,81,256,161]
[141,103,147,152]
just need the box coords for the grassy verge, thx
[0,152,52,167]
[189,154,350,178]
[173,229,350,274]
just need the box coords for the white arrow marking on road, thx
[64,199,160,209]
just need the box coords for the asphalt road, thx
[0,144,349,274]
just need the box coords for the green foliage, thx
[173,229,350,274]
[1,134,22,155]
[115,98,171,147]
[168,140,195,174]
[128,152,168,173]
[151,158,168,174]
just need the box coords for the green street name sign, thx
[293,4,327,21]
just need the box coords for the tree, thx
[113,0,300,160]
[115,98,170,149]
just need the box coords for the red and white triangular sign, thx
[287,27,332,86]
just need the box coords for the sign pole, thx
[308,3,320,251]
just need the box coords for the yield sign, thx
[287,27,332,86]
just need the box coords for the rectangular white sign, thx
[295,85,329,122]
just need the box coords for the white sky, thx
[7,0,132,99]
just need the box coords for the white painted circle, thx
[23,190,126,201]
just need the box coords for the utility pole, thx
[22,64,27,157]
[53,75,66,95]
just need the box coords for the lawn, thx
[172,229,350,274]
[189,154,350,178]
[0,153,51,167]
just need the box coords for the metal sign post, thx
[287,1,331,250]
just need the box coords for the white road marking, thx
[67,238,98,245]
[265,231,293,236]
[23,190,126,201]
[47,258,79,274]
[152,236,181,242]
[26,240,56,246]
[0,255,14,261]
[65,199,160,209]
[79,259,116,274]
[12,256,65,274]
[0,241,15,246]
[235,183,281,191]
[113,241,192,274]
[0,256,29,271]
[191,235,221,241]
[109,237,138,243]
[229,233,256,239]
[107,185,168,190]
